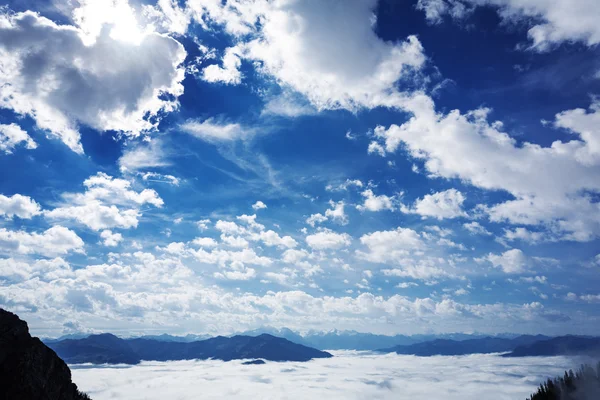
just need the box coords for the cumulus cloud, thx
[45,172,163,230]
[463,221,492,236]
[0,194,42,219]
[306,229,351,250]
[356,227,424,263]
[485,248,530,274]
[325,201,348,225]
[306,213,327,227]
[0,226,84,257]
[190,0,426,112]
[252,201,267,210]
[370,94,600,241]
[0,123,37,154]
[356,189,395,212]
[100,230,123,247]
[0,9,186,153]
[401,189,467,220]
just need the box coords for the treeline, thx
[528,363,600,400]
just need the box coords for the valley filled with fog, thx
[71,352,585,400]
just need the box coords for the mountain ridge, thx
[47,332,333,364]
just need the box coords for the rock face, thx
[0,308,90,400]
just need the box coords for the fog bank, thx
[71,352,585,400]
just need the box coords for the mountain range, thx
[45,327,520,350]
[47,333,333,364]
[378,334,600,357]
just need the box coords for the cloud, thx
[0,194,42,219]
[306,229,351,250]
[201,45,243,84]
[417,0,600,51]
[0,123,37,154]
[45,172,163,230]
[252,201,267,210]
[485,249,530,274]
[356,227,424,263]
[100,230,123,247]
[356,189,394,212]
[463,221,492,236]
[119,140,170,173]
[306,213,327,227]
[371,95,600,241]
[401,189,467,220]
[69,352,577,400]
[325,179,364,192]
[0,226,84,257]
[190,0,426,111]
[325,201,348,225]
[0,9,186,153]
[180,118,252,142]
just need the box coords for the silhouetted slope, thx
[379,335,549,356]
[528,363,600,400]
[0,308,90,400]
[48,333,333,364]
[505,336,600,357]
[49,333,142,364]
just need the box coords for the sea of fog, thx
[71,351,587,400]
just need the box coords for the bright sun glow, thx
[73,0,148,45]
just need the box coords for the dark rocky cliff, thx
[0,308,90,400]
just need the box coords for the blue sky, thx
[0,0,599,337]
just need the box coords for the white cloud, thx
[202,45,243,84]
[191,237,219,248]
[197,219,211,231]
[0,194,42,219]
[306,229,351,250]
[463,221,492,236]
[70,352,578,400]
[180,118,251,142]
[357,227,424,263]
[503,227,546,244]
[140,172,180,186]
[417,0,471,24]
[261,89,317,118]
[0,10,186,153]
[402,189,467,220]
[371,95,600,241]
[485,249,530,274]
[0,226,84,257]
[256,230,297,249]
[356,189,394,212]
[45,173,163,230]
[306,213,327,227]
[100,230,123,247]
[191,0,426,112]
[325,201,349,225]
[397,282,419,288]
[325,179,363,192]
[251,201,267,210]
[0,123,37,154]
[418,0,600,51]
[367,141,387,157]
[119,140,169,173]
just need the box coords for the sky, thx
[0,0,599,337]
[70,352,584,399]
